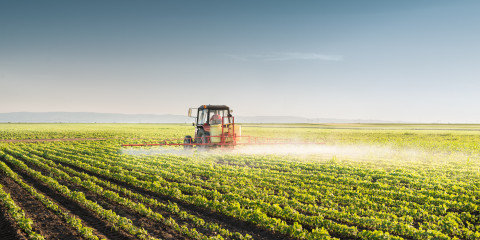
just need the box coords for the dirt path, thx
[0,138,109,143]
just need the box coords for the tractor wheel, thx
[196,130,210,150]
[183,135,193,150]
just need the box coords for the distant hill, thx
[0,112,397,123]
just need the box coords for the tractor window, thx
[198,109,208,125]
[209,110,223,125]
[208,110,231,124]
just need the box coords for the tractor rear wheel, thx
[196,130,210,150]
[183,135,193,150]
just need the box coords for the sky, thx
[1,0,480,123]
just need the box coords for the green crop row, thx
[0,178,44,240]
[25,144,336,239]
[0,151,156,240]
[6,146,247,240]
[0,157,101,240]
[41,143,479,239]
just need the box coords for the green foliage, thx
[1,123,480,239]
[0,181,44,240]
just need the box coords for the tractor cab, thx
[185,105,238,148]
[194,105,232,127]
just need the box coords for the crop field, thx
[0,123,479,240]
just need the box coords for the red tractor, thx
[184,105,240,149]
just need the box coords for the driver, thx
[210,111,222,125]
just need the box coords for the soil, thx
[0,201,28,240]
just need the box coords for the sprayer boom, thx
[121,136,324,148]
[121,104,324,149]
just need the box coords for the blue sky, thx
[1,1,480,122]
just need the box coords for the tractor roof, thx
[198,105,230,110]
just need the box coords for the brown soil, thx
[0,156,136,240]
[0,201,28,240]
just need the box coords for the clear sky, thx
[1,1,480,123]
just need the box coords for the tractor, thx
[184,105,240,149]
